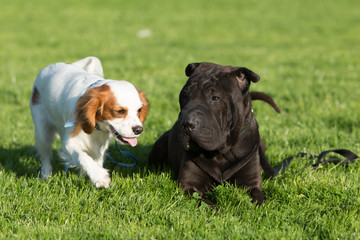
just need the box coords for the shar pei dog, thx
[148,62,280,207]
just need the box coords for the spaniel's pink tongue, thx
[122,137,137,147]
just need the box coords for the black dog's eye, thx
[211,96,220,102]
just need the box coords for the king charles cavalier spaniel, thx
[30,57,149,188]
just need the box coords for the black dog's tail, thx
[250,91,281,113]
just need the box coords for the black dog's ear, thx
[236,67,260,83]
[185,63,201,77]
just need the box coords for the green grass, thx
[1,0,359,238]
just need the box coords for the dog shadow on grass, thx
[0,143,157,180]
[0,145,42,178]
[0,144,242,207]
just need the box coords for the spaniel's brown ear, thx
[72,87,105,136]
[137,89,150,122]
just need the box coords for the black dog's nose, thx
[182,122,195,132]
[132,126,143,135]
[181,118,197,134]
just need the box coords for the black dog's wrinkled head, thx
[179,62,260,152]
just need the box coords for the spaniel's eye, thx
[117,109,126,115]
[138,108,142,113]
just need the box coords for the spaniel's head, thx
[72,81,149,146]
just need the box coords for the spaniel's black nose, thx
[132,126,143,135]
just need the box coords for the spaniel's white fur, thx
[30,57,149,188]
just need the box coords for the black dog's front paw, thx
[249,187,264,206]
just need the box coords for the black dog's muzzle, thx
[179,102,208,136]
[179,103,225,152]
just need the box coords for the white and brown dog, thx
[30,57,149,188]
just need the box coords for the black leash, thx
[260,148,359,178]
[312,149,358,168]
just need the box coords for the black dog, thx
[148,62,279,207]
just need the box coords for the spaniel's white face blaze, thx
[72,81,149,147]
[30,57,149,188]
[106,81,146,147]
